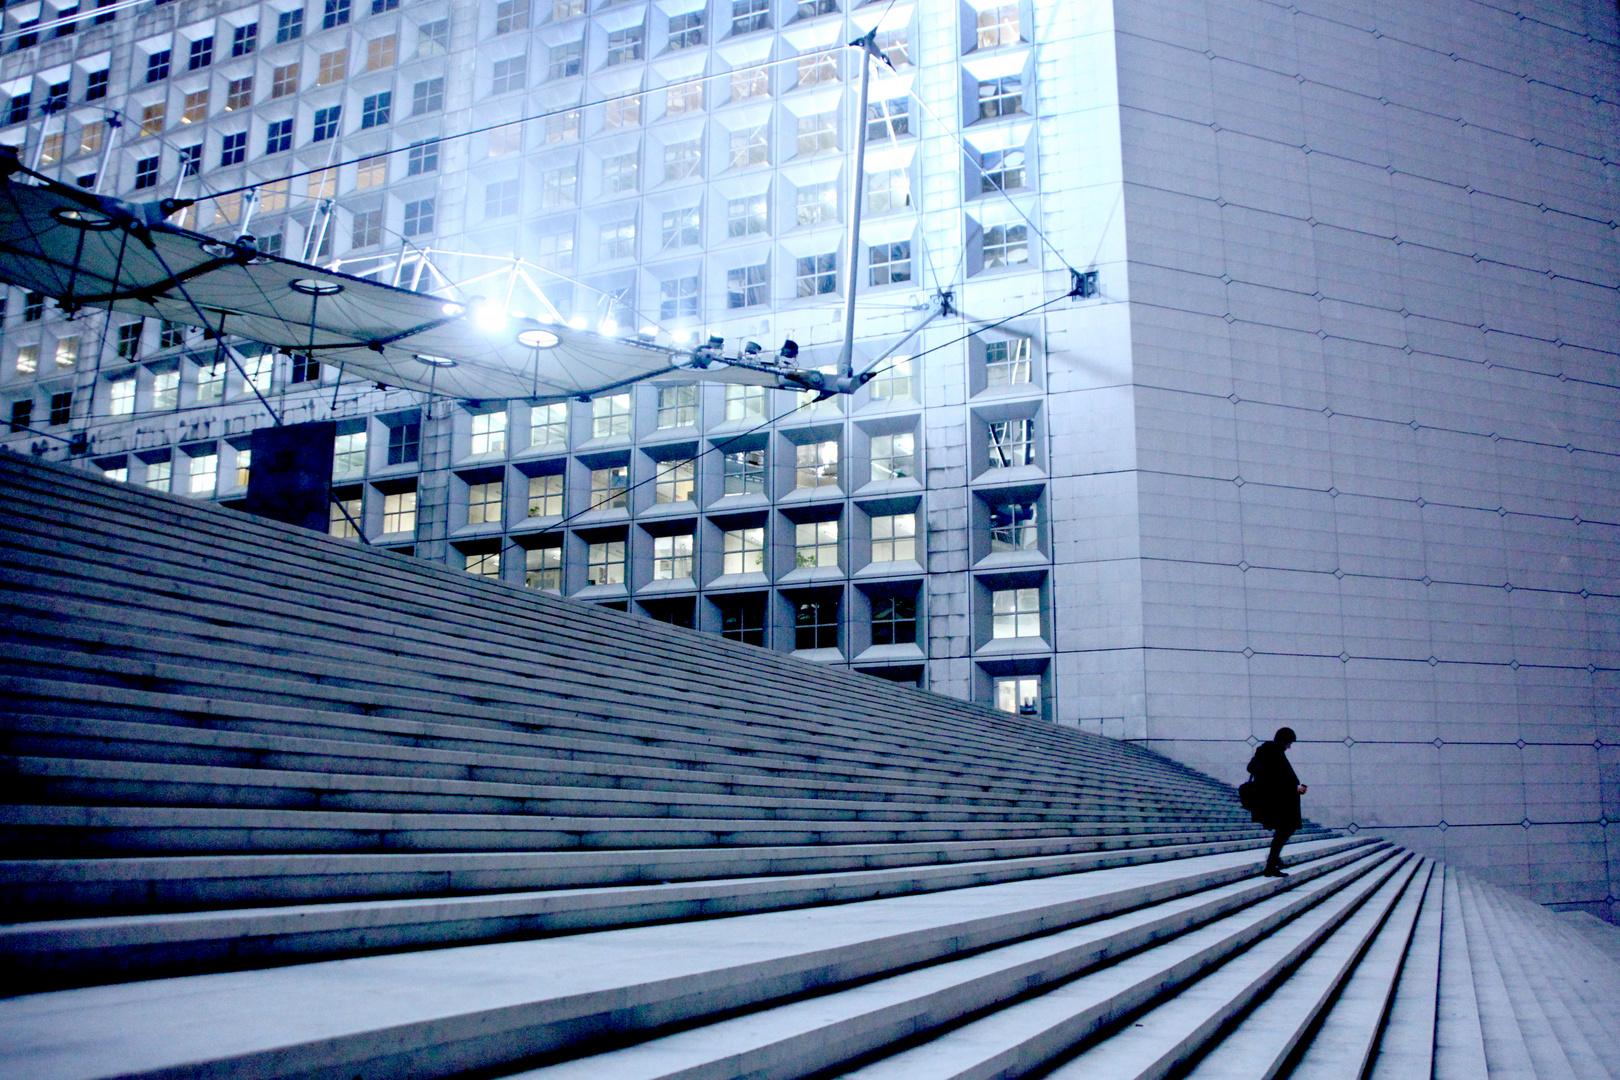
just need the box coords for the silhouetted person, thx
[1248,726,1306,876]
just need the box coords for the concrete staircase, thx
[0,450,1615,1080]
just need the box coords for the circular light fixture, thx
[414,353,457,367]
[517,329,560,349]
[290,278,343,295]
[672,328,693,344]
[567,316,588,330]
[52,207,116,230]
[441,302,465,317]
[638,325,659,337]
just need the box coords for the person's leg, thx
[1266,826,1295,872]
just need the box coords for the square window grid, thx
[605,94,640,127]
[108,377,135,415]
[465,549,500,576]
[196,360,224,401]
[48,390,72,425]
[134,156,159,189]
[367,35,396,72]
[587,540,626,585]
[991,587,1040,638]
[467,480,503,524]
[312,106,341,141]
[316,49,347,85]
[413,78,445,115]
[407,140,438,175]
[727,195,767,237]
[141,103,165,136]
[871,594,916,645]
[794,596,837,649]
[495,0,530,34]
[603,152,638,193]
[655,459,695,503]
[272,64,299,98]
[869,356,913,400]
[653,534,694,579]
[732,0,769,34]
[990,500,1038,551]
[145,459,172,490]
[876,28,909,66]
[387,421,420,464]
[795,519,838,568]
[323,0,351,30]
[605,25,643,65]
[524,545,561,590]
[729,125,768,167]
[232,23,257,56]
[351,209,384,250]
[669,11,703,48]
[527,473,564,517]
[722,527,764,574]
[720,595,765,644]
[870,432,914,481]
[182,91,208,125]
[797,181,837,225]
[986,418,1034,469]
[330,495,362,537]
[276,10,303,42]
[869,169,910,212]
[657,385,697,427]
[796,440,838,488]
[983,223,1028,267]
[486,178,519,217]
[592,394,632,438]
[334,431,367,474]
[797,112,837,154]
[492,55,527,94]
[382,490,416,534]
[978,75,1022,119]
[982,148,1025,192]
[188,452,217,494]
[995,676,1040,714]
[724,385,766,422]
[722,447,766,493]
[542,164,578,207]
[664,139,702,181]
[188,36,213,69]
[870,241,911,286]
[726,264,769,308]
[798,52,837,85]
[796,253,836,297]
[590,465,629,508]
[667,81,703,113]
[470,410,507,455]
[291,354,320,383]
[531,402,568,447]
[419,19,449,56]
[985,338,1031,385]
[659,276,699,319]
[147,50,171,82]
[978,3,1018,47]
[870,512,915,562]
[549,40,583,79]
[403,198,435,236]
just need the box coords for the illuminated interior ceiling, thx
[0,176,687,402]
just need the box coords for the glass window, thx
[871,595,916,645]
[316,49,348,85]
[796,111,837,155]
[334,431,367,474]
[186,452,216,495]
[495,0,530,34]
[795,440,838,488]
[234,448,251,487]
[531,402,568,447]
[465,550,501,576]
[382,490,416,534]
[992,587,1040,638]
[870,241,911,286]
[798,0,837,15]
[727,194,767,237]
[537,229,573,270]
[361,92,390,129]
[48,391,73,426]
[542,163,578,207]
[870,432,914,481]
[108,377,135,415]
[983,223,1028,267]
[977,3,1019,48]
[797,181,837,225]
[86,70,108,99]
[152,369,179,410]
[272,64,300,98]
[221,78,251,112]
[407,140,439,174]
[798,52,837,86]
[527,473,564,517]
[263,120,292,155]
[188,35,214,69]
[603,152,638,193]
[659,276,699,319]
[115,322,142,359]
[869,356,913,401]
[722,527,764,574]
[731,0,769,34]
[412,77,445,115]
[549,40,583,79]
[870,513,915,562]
[232,23,258,56]
[486,178,519,218]
[869,169,910,212]
[367,35,396,71]
[291,355,320,383]
[722,447,766,494]
[140,104,165,137]
[664,138,702,181]
[182,90,208,125]
[276,9,303,43]
[605,94,640,127]
[145,458,172,491]
[590,465,629,508]
[876,28,909,66]
[796,253,836,297]
[147,50,171,82]
[492,55,527,94]
[669,10,703,48]
[403,198,435,236]
[726,264,769,308]
[794,596,837,649]
[357,156,386,187]
[605,24,644,65]
[866,97,909,140]
[729,125,768,167]
[418,19,449,56]
[719,595,766,644]
[654,459,695,503]
[591,394,632,438]
[985,338,1031,385]
[53,337,78,369]
[987,418,1034,468]
[196,359,224,402]
[312,105,341,141]
[524,545,562,590]
[982,148,1025,193]
[978,75,1022,119]
[653,534,694,580]
[795,520,838,568]
[8,400,32,432]
[330,493,362,537]
[79,122,106,156]
[667,81,703,114]
[990,500,1038,551]
[471,410,507,455]
[600,218,635,260]
[724,385,766,422]
[587,540,626,585]
[387,421,420,464]
[657,385,697,428]
[659,208,700,250]
[467,480,503,524]
[995,676,1040,715]
[322,0,351,29]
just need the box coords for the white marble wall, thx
[1103,0,1620,919]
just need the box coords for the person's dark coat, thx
[1247,740,1301,831]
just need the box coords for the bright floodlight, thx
[599,319,619,336]
[568,316,588,330]
[672,328,692,343]
[517,328,560,348]
[440,302,465,317]
[471,300,507,333]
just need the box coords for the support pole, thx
[92,113,121,194]
[835,29,881,386]
[236,188,260,240]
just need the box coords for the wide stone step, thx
[1362,858,1445,1080]
[0,676,1244,818]
[4,754,1181,825]
[0,842,1387,1080]
[0,837,1372,992]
